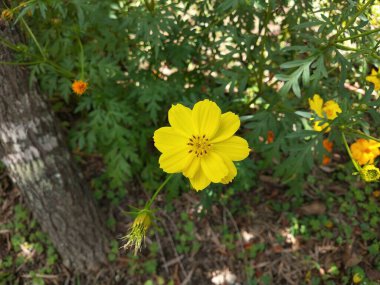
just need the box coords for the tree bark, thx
[0,18,109,271]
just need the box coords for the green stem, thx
[145,174,174,209]
[336,27,380,43]
[21,18,46,59]
[341,131,361,172]
[335,44,361,52]
[335,0,375,39]
[346,128,380,143]
[335,44,380,60]
[78,38,85,79]
[0,60,41,65]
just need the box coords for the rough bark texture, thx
[0,18,109,271]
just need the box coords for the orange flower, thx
[322,139,333,165]
[267,130,274,144]
[323,139,333,152]
[71,80,88,95]
[350,138,380,166]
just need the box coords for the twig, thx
[157,211,188,278]
[163,255,184,269]
[155,230,170,274]
[180,266,196,285]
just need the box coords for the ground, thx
[1,151,380,285]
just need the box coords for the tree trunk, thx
[0,18,109,272]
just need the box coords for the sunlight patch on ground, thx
[210,268,238,285]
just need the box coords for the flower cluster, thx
[154,99,250,191]
[308,94,342,132]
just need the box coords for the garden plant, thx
[0,0,380,284]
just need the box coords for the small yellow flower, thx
[153,99,250,191]
[373,190,380,198]
[1,9,13,20]
[360,165,380,182]
[353,272,363,284]
[366,69,380,91]
[71,80,88,95]
[308,94,342,132]
[122,211,152,255]
[350,139,380,166]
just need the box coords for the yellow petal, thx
[158,148,191,173]
[192,99,221,138]
[322,100,342,120]
[168,103,193,137]
[213,136,250,161]
[366,75,380,91]
[200,152,228,182]
[313,121,330,132]
[371,69,378,76]
[153,127,187,153]
[189,167,211,191]
[308,94,324,118]
[220,155,237,184]
[211,112,240,143]
[183,157,200,179]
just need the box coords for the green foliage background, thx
[2,0,379,200]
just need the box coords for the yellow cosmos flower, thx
[71,80,88,95]
[350,138,380,166]
[360,165,380,182]
[308,94,342,132]
[153,99,250,191]
[366,69,380,91]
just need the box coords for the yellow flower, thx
[360,165,380,182]
[366,69,380,91]
[122,211,152,255]
[71,80,88,95]
[1,9,13,20]
[350,138,380,165]
[353,272,363,284]
[308,94,342,132]
[153,99,250,191]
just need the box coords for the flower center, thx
[187,134,211,157]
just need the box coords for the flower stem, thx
[346,128,380,144]
[341,131,361,172]
[335,0,375,40]
[145,174,174,209]
[336,27,380,43]
[21,18,46,59]
[78,38,85,79]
